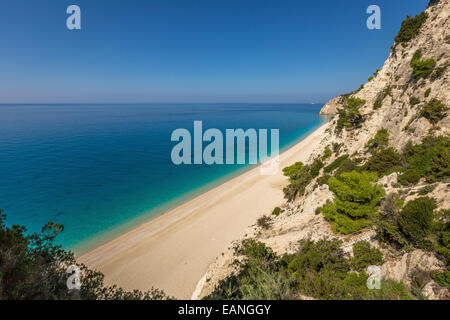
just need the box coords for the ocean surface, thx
[0,103,327,253]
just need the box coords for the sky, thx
[0,0,429,103]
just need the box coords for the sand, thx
[78,123,327,299]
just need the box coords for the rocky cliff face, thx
[200,0,449,300]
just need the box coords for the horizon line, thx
[0,101,325,105]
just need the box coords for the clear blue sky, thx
[0,0,428,103]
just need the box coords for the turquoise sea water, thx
[0,103,326,253]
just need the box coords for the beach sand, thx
[78,123,327,299]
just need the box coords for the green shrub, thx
[321,171,385,234]
[208,237,414,300]
[373,101,382,109]
[419,98,448,124]
[410,50,436,79]
[398,168,421,186]
[366,129,389,153]
[347,97,366,109]
[373,86,392,110]
[398,197,437,246]
[257,215,272,230]
[409,97,420,106]
[332,142,342,153]
[402,136,450,183]
[280,239,349,299]
[365,280,413,300]
[271,207,281,216]
[317,174,331,186]
[336,98,366,131]
[239,268,296,300]
[431,63,449,81]
[282,161,304,179]
[364,147,402,177]
[418,184,436,195]
[322,147,332,161]
[310,158,324,178]
[0,212,170,300]
[431,270,450,287]
[283,159,323,200]
[424,88,431,97]
[377,219,409,248]
[395,12,428,43]
[324,155,349,173]
[334,158,361,177]
[351,241,385,271]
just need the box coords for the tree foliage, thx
[336,98,366,131]
[394,12,428,43]
[410,49,436,79]
[351,241,384,272]
[321,171,385,234]
[398,197,436,246]
[0,212,170,300]
[419,98,448,124]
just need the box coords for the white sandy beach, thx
[79,123,328,299]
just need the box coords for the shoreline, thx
[78,122,329,299]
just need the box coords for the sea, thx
[0,103,327,253]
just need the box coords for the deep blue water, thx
[0,103,326,253]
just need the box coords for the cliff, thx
[199,0,449,300]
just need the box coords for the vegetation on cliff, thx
[0,211,170,300]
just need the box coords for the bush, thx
[419,98,448,124]
[206,239,282,300]
[424,88,431,97]
[334,157,362,177]
[398,197,437,246]
[364,147,402,177]
[321,171,385,234]
[431,270,450,287]
[324,155,349,173]
[398,168,421,186]
[351,241,385,271]
[402,136,450,183]
[0,212,170,300]
[280,239,349,299]
[376,193,408,247]
[208,238,414,300]
[283,159,323,200]
[373,86,391,110]
[431,63,448,81]
[418,184,436,195]
[409,97,420,106]
[309,158,324,178]
[271,207,281,216]
[257,215,272,230]
[366,129,389,153]
[394,12,428,43]
[410,50,436,79]
[322,147,332,161]
[336,98,366,131]
[317,174,331,186]
[282,161,304,179]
